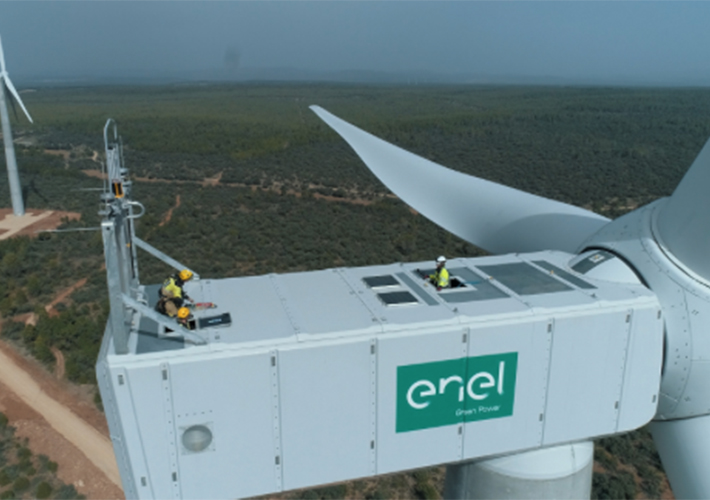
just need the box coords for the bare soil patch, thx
[83,169,104,180]
[11,312,38,326]
[51,347,66,380]
[0,209,81,240]
[44,149,71,168]
[202,171,223,186]
[44,149,71,161]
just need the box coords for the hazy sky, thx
[0,1,709,85]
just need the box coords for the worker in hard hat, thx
[155,295,181,318]
[176,307,194,329]
[155,299,194,329]
[428,256,450,291]
[159,269,194,307]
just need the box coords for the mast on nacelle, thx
[99,119,205,354]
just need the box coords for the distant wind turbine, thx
[0,34,33,217]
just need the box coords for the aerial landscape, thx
[1,1,710,499]
[2,82,706,499]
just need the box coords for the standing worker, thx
[160,269,194,307]
[428,256,450,291]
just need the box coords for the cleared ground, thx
[0,336,123,499]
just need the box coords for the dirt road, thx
[45,278,88,317]
[0,339,123,499]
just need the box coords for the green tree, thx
[12,476,30,492]
[36,481,53,499]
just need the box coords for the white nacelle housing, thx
[97,251,663,500]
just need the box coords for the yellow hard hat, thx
[179,269,193,281]
[177,307,190,319]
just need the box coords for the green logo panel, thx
[396,352,518,433]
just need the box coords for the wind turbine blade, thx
[650,416,710,499]
[310,105,608,255]
[4,82,19,122]
[656,138,710,282]
[2,75,32,123]
[0,35,5,74]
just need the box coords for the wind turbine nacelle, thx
[305,105,710,500]
[97,251,663,500]
[584,199,710,421]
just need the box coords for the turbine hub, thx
[583,200,710,421]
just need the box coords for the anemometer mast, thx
[99,119,203,355]
[100,119,141,355]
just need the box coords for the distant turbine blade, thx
[310,105,608,254]
[4,82,18,121]
[0,35,5,74]
[656,137,710,282]
[2,75,32,123]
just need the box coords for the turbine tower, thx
[0,34,33,217]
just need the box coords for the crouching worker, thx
[160,269,194,307]
[428,255,450,291]
[176,307,195,329]
[155,295,181,318]
[155,299,195,329]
